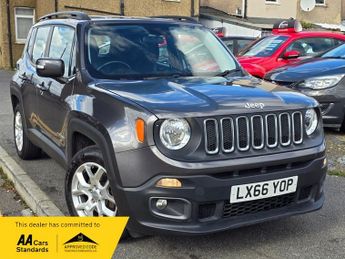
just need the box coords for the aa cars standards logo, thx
[64,232,98,253]
[16,234,49,253]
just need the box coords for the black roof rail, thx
[151,16,199,24]
[38,11,91,22]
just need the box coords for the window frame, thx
[283,37,342,58]
[24,27,36,60]
[14,7,35,44]
[30,25,52,65]
[315,0,326,6]
[265,0,279,5]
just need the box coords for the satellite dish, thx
[300,0,316,12]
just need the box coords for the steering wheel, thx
[97,61,132,74]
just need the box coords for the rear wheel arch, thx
[10,84,24,112]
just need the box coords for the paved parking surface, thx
[0,70,345,258]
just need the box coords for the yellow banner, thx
[0,217,128,259]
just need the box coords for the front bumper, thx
[315,96,345,128]
[115,144,327,235]
[299,87,345,128]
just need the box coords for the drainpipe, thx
[120,0,124,15]
[6,0,14,68]
[55,0,58,12]
[242,0,247,19]
[191,0,195,17]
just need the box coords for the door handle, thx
[19,73,27,80]
[36,82,48,91]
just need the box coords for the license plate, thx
[230,176,298,204]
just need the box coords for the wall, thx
[125,0,198,17]
[296,0,342,25]
[0,2,4,68]
[0,0,36,69]
[247,0,298,19]
[35,0,55,19]
[58,0,121,15]
[200,17,261,37]
[342,0,345,25]
[200,0,242,16]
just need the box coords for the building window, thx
[14,7,35,44]
[316,0,326,5]
[265,0,279,4]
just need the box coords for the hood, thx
[237,57,269,77]
[96,76,317,118]
[266,58,345,83]
[237,56,270,64]
[237,56,269,64]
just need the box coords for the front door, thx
[35,25,75,150]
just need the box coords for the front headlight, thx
[159,119,191,150]
[301,74,344,90]
[305,109,318,136]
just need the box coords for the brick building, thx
[0,0,200,68]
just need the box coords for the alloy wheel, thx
[14,111,24,152]
[71,162,117,216]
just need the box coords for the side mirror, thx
[36,58,64,78]
[283,50,300,59]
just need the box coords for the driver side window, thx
[48,26,75,77]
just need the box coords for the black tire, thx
[65,145,131,239]
[13,104,41,160]
[340,118,345,133]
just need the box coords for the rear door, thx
[35,25,75,150]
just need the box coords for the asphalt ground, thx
[0,70,344,258]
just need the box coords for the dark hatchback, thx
[265,43,345,131]
[10,12,326,237]
[221,36,256,56]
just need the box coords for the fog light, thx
[156,178,182,188]
[323,158,328,168]
[156,199,168,210]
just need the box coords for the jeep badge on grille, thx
[244,103,265,109]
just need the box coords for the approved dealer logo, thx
[64,233,98,253]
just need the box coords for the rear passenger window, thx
[32,26,50,63]
[286,37,344,57]
[48,26,75,77]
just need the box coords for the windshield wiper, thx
[141,73,193,80]
[323,56,345,59]
[215,68,242,77]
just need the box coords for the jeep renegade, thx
[10,12,327,237]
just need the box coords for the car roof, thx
[273,31,345,39]
[222,36,256,40]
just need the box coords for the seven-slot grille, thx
[204,112,303,154]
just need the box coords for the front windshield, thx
[240,35,288,57]
[85,23,238,79]
[322,43,345,58]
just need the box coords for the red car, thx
[237,20,345,78]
